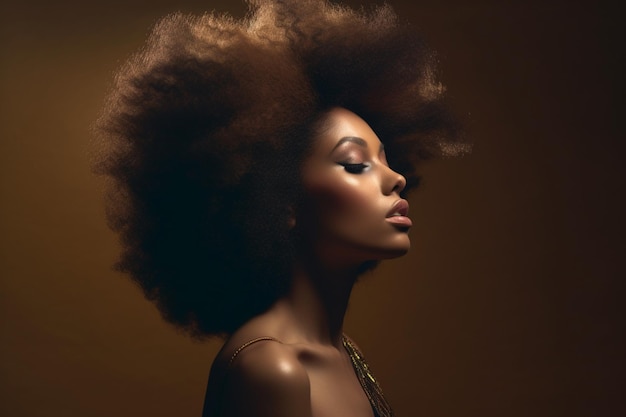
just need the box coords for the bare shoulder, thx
[222,339,312,417]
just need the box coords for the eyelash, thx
[340,163,369,174]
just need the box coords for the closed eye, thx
[340,163,369,174]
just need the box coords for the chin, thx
[384,234,411,256]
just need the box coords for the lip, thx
[386,199,412,227]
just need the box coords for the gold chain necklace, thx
[342,336,394,417]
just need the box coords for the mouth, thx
[386,199,412,228]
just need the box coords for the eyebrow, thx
[330,136,385,154]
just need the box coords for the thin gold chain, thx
[228,337,281,366]
[228,335,393,417]
[343,336,394,417]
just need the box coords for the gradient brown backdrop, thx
[1,1,624,416]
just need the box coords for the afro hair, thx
[94,0,466,338]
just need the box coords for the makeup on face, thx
[298,108,411,267]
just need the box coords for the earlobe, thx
[287,206,296,229]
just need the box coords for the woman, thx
[95,0,465,416]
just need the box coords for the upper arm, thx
[222,342,312,417]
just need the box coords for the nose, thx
[383,165,406,195]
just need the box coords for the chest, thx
[304,353,376,417]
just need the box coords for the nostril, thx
[394,174,406,194]
[383,164,407,195]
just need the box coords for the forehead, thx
[311,108,382,154]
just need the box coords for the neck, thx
[274,256,360,348]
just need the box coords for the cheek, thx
[303,175,379,227]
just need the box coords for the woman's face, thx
[297,108,411,269]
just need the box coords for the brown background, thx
[1,0,624,416]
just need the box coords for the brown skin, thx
[203,108,410,417]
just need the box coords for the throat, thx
[280,260,359,346]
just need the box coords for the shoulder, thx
[222,338,312,417]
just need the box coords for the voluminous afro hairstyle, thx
[94,0,467,338]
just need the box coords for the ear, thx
[287,205,296,229]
